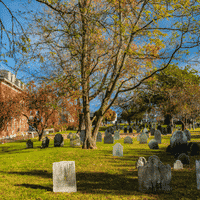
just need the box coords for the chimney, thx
[11,74,15,83]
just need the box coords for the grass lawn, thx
[0,129,200,199]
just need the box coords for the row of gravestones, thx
[52,156,200,193]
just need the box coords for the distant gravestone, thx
[150,128,155,136]
[70,134,81,147]
[104,133,114,144]
[148,139,159,149]
[136,128,141,133]
[26,139,33,148]
[139,133,148,144]
[53,161,77,193]
[174,160,183,170]
[138,155,172,192]
[67,132,73,139]
[96,132,102,142]
[124,136,133,144]
[113,143,123,157]
[129,127,133,133]
[154,130,161,144]
[196,160,200,190]
[124,127,127,134]
[136,157,147,169]
[41,136,50,148]
[137,134,141,142]
[54,134,64,147]
[114,131,120,140]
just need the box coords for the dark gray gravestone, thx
[129,127,133,133]
[124,127,127,134]
[104,133,114,144]
[54,134,64,147]
[26,139,33,148]
[41,136,50,148]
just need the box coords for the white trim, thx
[1,81,21,93]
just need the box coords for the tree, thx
[102,109,117,124]
[15,0,200,149]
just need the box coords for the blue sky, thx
[1,0,200,114]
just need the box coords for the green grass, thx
[0,129,200,199]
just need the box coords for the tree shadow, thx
[14,183,52,191]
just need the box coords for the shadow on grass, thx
[14,183,52,191]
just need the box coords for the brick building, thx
[0,70,77,138]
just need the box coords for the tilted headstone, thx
[114,131,120,140]
[124,136,133,144]
[53,161,77,193]
[148,139,159,149]
[113,143,123,157]
[183,129,191,141]
[124,127,127,134]
[139,133,148,144]
[26,139,33,148]
[138,155,172,192]
[196,160,200,190]
[154,130,161,144]
[54,134,64,147]
[41,136,50,148]
[136,157,147,169]
[70,134,81,147]
[104,133,114,144]
[96,132,102,142]
[174,160,183,170]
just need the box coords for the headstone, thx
[41,136,50,148]
[26,139,33,148]
[177,153,190,164]
[136,127,141,133]
[96,132,102,142]
[139,133,148,144]
[67,132,73,139]
[154,130,161,144]
[196,160,200,190]
[70,134,81,147]
[104,133,114,144]
[124,136,133,144]
[150,128,155,136]
[129,127,133,133]
[137,134,141,142]
[114,131,120,140]
[183,129,191,141]
[53,161,77,193]
[136,157,147,169]
[54,134,64,147]
[113,143,123,157]
[124,127,127,134]
[148,139,159,149]
[174,160,183,170]
[138,155,172,192]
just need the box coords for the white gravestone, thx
[113,143,123,157]
[124,136,133,144]
[53,161,77,193]
[196,160,200,190]
[174,160,183,170]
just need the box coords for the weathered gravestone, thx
[53,161,77,193]
[96,132,102,142]
[26,139,33,148]
[67,132,73,139]
[150,128,155,136]
[104,133,114,144]
[136,157,147,169]
[136,127,141,133]
[114,131,120,140]
[154,130,162,144]
[174,160,183,170]
[177,153,190,164]
[137,134,141,142]
[148,139,159,149]
[41,136,50,148]
[113,143,123,157]
[196,160,200,190]
[129,127,133,133]
[70,134,81,147]
[183,129,191,141]
[139,133,148,144]
[124,136,133,144]
[138,155,172,192]
[124,127,127,134]
[54,134,64,147]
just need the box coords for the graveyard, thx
[0,126,200,199]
